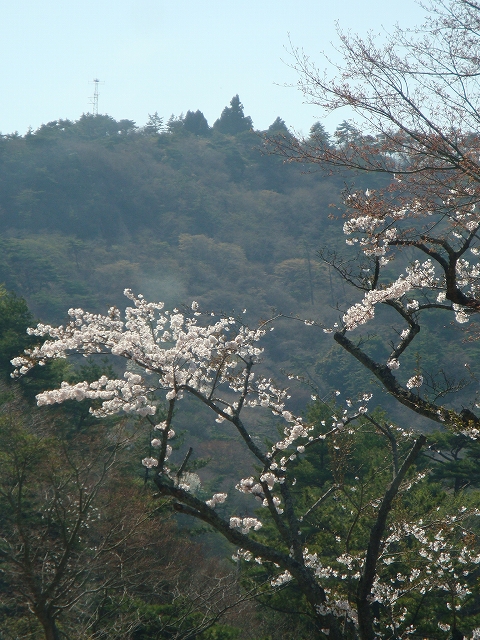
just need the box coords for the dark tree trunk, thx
[36,607,61,640]
[356,436,426,639]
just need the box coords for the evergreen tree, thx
[0,289,35,377]
[28,119,75,143]
[183,110,210,135]
[334,120,361,146]
[426,431,480,493]
[266,117,290,137]
[144,112,164,135]
[166,113,185,134]
[309,121,331,147]
[74,113,136,139]
[213,95,253,135]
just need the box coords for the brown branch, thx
[356,435,426,639]
[333,331,480,430]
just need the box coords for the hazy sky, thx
[2,0,427,136]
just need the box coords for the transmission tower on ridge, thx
[88,78,104,115]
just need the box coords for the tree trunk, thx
[36,608,61,640]
[356,436,426,639]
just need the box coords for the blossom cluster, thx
[269,414,312,455]
[302,503,480,634]
[341,260,438,331]
[341,191,480,336]
[406,375,423,389]
[205,493,228,508]
[370,510,480,616]
[12,291,267,418]
[229,517,263,533]
[36,373,157,417]
[270,570,293,587]
[235,476,264,497]
[13,291,333,539]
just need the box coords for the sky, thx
[2,0,428,137]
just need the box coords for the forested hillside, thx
[0,104,368,401]
[0,102,474,414]
[0,106,346,319]
[3,79,480,639]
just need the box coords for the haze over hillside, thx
[0,102,474,422]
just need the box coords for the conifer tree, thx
[213,95,253,135]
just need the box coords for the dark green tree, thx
[309,122,331,147]
[166,113,185,134]
[266,117,291,137]
[425,431,480,494]
[74,114,136,139]
[0,288,35,376]
[27,120,75,144]
[184,110,210,135]
[334,120,361,146]
[117,118,137,135]
[0,289,69,399]
[213,96,253,135]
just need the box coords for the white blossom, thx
[141,457,158,469]
[341,260,437,331]
[206,493,228,508]
[406,375,423,389]
[387,359,400,370]
[229,516,262,533]
[271,570,293,587]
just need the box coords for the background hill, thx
[0,105,473,423]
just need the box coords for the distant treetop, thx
[213,95,253,135]
[26,114,137,142]
[144,112,164,135]
[334,120,361,146]
[309,121,331,146]
[183,110,210,135]
[266,117,291,137]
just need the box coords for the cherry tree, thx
[11,290,480,639]
[262,0,480,439]
[10,3,480,635]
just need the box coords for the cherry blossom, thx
[12,289,480,637]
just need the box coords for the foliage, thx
[308,122,331,147]
[266,118,291,138]
[213,96,253,135]
[6,6,480,636]
[184,110,210,135]
[0,287,34,375]
[0,382,263,640]
[0,106,358,420]
[0,388,136,639]
[144,111,164,135]
[12,291,480,639]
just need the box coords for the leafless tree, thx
[0,390,259,640]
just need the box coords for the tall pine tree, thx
[213,95,252,134]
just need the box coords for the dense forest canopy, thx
[0,101,373,407]
[0,100,466,414]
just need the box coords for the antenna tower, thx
[89,78,104,115]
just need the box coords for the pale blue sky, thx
[2,0,427,136]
